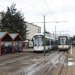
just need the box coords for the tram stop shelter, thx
[10,33,23,53]
[0,32,13,56]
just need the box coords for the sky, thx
[0,0,75,37]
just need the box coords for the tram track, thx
[0,52,45,67]
[45,51,67,75]
[0,54,36,67]
[14,51,66,75]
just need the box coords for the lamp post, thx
[55,26,57,50]
[43,15,46,55]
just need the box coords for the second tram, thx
[58,34,70,50]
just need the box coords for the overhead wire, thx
[43,0,62,35]
[43,0,68,35]
[0,5,7,10]
[44,0,56,21]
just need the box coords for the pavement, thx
[0,48,33,63]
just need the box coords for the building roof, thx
[0,32,12,41]
[10,33,23,41]
[10,34,17,39]
[0,32,7,38]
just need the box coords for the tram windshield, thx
[33,35,43,46]
[59,36,67,45]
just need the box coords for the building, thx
[26,22,41,40]
[23,22,41,48]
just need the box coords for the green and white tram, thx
[33,32,56,52]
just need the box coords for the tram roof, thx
[34,33,43,36]
[58,34,70,37]
[33,33,55,39]
[58,34,70,38]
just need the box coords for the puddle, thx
[68,62,75,66]
[68,58,74,60]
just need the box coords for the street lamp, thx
[44,15,46,55]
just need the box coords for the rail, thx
[14,51,64,75]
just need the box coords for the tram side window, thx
[45,39,50,46]
[45,39,47,46]
[42,38,50,46]
[51,40,53,45]
[66,37,70,45]
[47,39,50,46]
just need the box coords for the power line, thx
[0,5,7,10]
[44,0,56,20]
[43,0,68,29]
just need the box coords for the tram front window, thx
[59,37,66,45]
[34,36,43,46]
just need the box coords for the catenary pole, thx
[55,26,56,49]
[44,15,46,55]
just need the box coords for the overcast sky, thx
[0,0,75,36]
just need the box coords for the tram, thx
[33,32,56,52]
[58,34,70,50]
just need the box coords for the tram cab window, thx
[33,35,43,46]
[59,37,67,45]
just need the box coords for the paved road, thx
[0,48,33,62]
